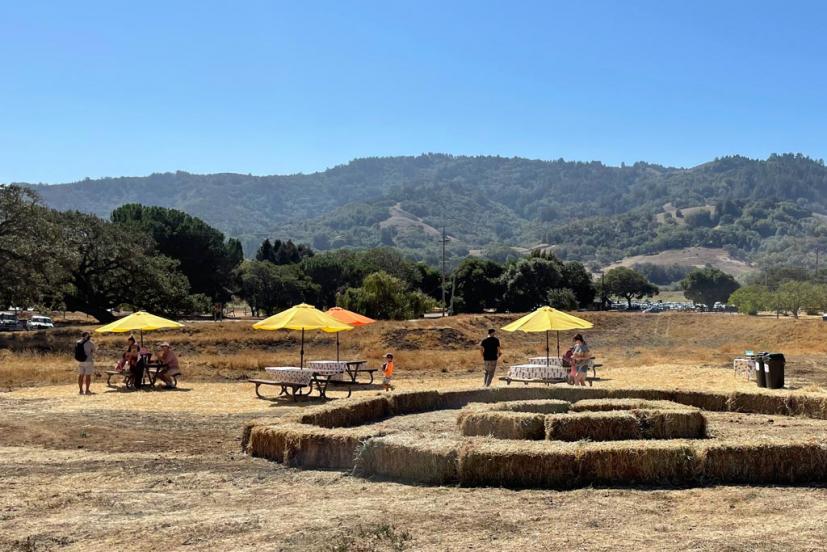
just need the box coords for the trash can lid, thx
[766,353,785,361]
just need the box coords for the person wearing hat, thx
[154,342,181,388]
[75,331,96,395]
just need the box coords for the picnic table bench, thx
[248,378,310,401]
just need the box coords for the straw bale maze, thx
[243,387,827,488]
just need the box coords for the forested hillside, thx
[23,153,827,268]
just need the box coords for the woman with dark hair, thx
[571,334,591,386]
[123,336,143,389]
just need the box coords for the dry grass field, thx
[1,312,826,551]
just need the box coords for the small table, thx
[733,357,756,381]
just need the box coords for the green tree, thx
[560,261,596,307]
[0,186,65,309]
[729,285,771,315]
[236,260,319,316]
[547,288,578,310]
[111,204,242,302]
[603,266,659,308]
[500,257,563,312]
[451,258,505,313]
[680,267,741,307]
[340,271,435,320]
[776,281,823,319]
[60,212,193,322]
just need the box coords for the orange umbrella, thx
[326,307,375,361]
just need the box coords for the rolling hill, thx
[19,153,827,272]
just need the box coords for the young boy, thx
[382,353,395,391]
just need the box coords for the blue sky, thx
[2,1,826,183]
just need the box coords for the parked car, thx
[0,311,20,331]
[642,305,665,314]
[27,315,54,330]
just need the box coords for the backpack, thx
[74,339,89,362]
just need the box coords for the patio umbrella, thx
[325,307,376,361]
[501,306,593,364]
[95,311,184,346]
[252,303,353,367]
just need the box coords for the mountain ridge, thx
[19,153,827,269]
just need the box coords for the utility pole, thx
[441,226,448,317]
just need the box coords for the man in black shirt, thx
[479,328,502,387]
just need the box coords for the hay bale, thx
[437,388,497,409]
[489,386,560,402]
[670,390,729,412]
[388,390,442,415]
[633,409,707,439]
[788,394,827,420]
[297,396,391,428]
[543,386,609,403]
[458,411,546,440]
[241,416,284,451]
[604,388,674,402]
[727,391,793,415]
[247,422,388,469]
[458,440,580,488]
[490,399,571,414]
[571,399,687,412]
[575,441,699,485]
[701,441,827,484]
[355,434,459,484]
[545,411,642,441]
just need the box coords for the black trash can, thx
[765,353,785,389]
[754,355,766,388]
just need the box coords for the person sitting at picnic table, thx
[123,335,144,389]
[154,342,181,388]
[571,333,591,387]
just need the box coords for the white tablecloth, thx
[527,356,563,367]
[264,367,313,385]
[306,360,348,381]
[508,363,568,380]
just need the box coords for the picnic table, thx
[306,359,377,383]
[263,364,358,400]
[105,354,177,389]
[504,363,569,383]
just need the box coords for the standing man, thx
[479,328,502,387]
[74,331,96,395]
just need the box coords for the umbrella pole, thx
[546,331,550,365]
[140,329,143,348]
[557,331,560,358]
[300,328,305,368]
[336,333,340,362]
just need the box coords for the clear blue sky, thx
[2,1,826,183]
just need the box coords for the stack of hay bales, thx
[243,385,827,488]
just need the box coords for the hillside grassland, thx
[2,313,827,551]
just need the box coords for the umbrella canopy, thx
[325,306,375,326]
[253,303,352,367]
[501,306,593,360]
[95,311,184,345]
[326,307,375,361]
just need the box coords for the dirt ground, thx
[2,315,827,551]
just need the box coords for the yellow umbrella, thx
[253,303,353,367]
[95,311,184,345]
[501,306,593,363]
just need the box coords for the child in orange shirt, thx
[382,352,395,391]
